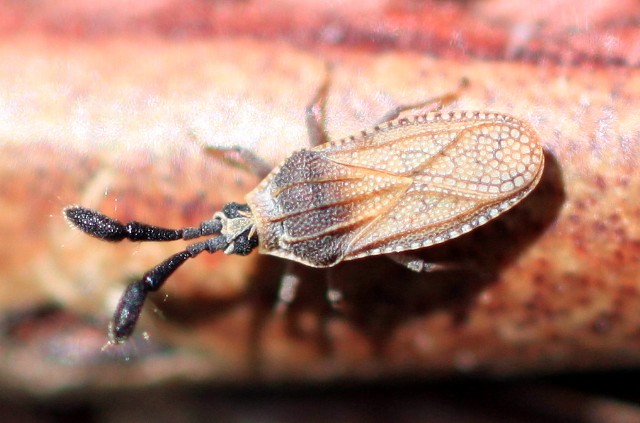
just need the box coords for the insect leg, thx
[376,78,470,124]
[387,253,452,273]
[109,236,228,344]
[201,145,272,179]
[187,130,272,179]
[305,69,332,147]
[275,262,301,313]
[326,268,345,310]
[64,206,222,242]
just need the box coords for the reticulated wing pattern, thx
[313,111,544,260]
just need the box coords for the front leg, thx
[188,131,272,179]
[201,144,273,180]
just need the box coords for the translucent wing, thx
[246,111,544,267]
[313,111,545,260]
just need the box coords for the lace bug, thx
[64,78,544,344]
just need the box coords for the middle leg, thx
[376,77,469,124]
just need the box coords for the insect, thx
[64,78,544,344]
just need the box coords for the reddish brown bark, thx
[0,0,639,396]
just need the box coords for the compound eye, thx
[230,230,260,256]
[223,202,252,219]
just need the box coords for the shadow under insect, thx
[333,151,563,350]
[154,150,563,363]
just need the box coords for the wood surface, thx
[0,0,639,397]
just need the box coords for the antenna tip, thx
[63,206,127,241]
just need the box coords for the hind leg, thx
[387,253,453,273]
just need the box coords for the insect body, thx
[248,111,543,267]
[65,87,544,344]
